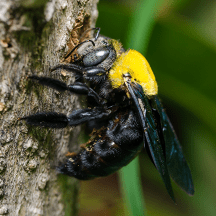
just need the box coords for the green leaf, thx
[117,0,162,215]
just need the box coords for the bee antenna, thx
[79,27,101,41]
[64,39,95,60]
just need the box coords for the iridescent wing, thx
[126,80,175,201]
[150,96,194,195]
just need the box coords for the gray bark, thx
[0,0,99,215]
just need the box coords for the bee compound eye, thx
[83,47,110,66]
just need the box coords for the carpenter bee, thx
[20,28,194,200]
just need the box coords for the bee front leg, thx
[28,76,101,104]
[50,63,107,83]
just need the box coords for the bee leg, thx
[19,112,68,128]
[28,76,68,92]
[19,107,111,128]
[50,63,84,74]
[68,107,111,126]
[68,82,101,104]
[50,64,106,76]
[28,76,101,104]
[50,64,107,83]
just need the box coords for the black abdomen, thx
[58,109,143,179]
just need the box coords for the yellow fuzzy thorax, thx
[109,49,158,96]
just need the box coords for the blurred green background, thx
[79,0,216,215]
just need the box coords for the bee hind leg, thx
[19,112,69,128]
[20,107,111,128]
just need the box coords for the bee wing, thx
[150,96,194,195]
[126,81,175,202]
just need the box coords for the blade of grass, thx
[119,157,145,216]
[118,0,161,216]
[125,0,161,51]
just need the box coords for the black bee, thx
[20,28,194,201]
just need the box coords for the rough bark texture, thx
[0,0,99,215]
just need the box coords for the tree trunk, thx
[0,0,99,215]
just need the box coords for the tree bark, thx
[0,0,99,215]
